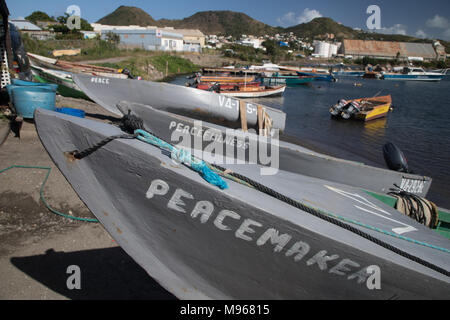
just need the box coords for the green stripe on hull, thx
[363,189,450,240]
[32,74,91,101]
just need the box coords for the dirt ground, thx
[0,96,175,300]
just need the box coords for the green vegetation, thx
[48,13,93,40]
[220,44,266,63]
[22,34,127,60]
[96,53,200,80]
[97,5,157,26]
[159,11,277,38]
[285,17,356,41]
[148,54,199,74]
[25,11,55,24]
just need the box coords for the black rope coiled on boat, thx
[72,113,144,160]
[388,185,438,229]
[211,163,450,278]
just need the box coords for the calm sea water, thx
[170,75,450,208]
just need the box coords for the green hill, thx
[158,11,277,37]
[96,5,157,26]
[285,17,356,40]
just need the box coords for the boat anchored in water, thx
[330,95,392,121]
[381,67,446,81]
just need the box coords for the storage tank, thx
[329,44,338,57]
[314,42,330,58]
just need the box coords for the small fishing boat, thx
[260,74,315,86]
[332,70,365,77]
[34,108,450,299]
[195,81,261,91]
[330,95,392,121]
[297,70,336,82]
[30,64,90,100]
[27,53,129,79]
[381,67,445,81]
[196,81,286,98]
[72,74,286,130]
[197,75,255,83]
[212,84,286,98]
[363,71,382,79]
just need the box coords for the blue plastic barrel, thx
[56,107,85,118]
[11,87,56,119]
[11,79,58,91]
[6,82,57,100]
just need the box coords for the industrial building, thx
[101,28,184,51]
[9,19,55,40]
[93,23,205,53]
[340,39,445,61]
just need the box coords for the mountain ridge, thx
[95,6,448,49]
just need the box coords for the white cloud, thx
[298,8,323,24]
[426,15,450,29]
[375,24,407,35]
[277,12,297,26]
[277,8,322,27]
[443,29,450,40]
[415,29,427,38]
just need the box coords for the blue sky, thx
[6,0,450,40]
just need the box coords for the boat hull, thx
[261,76,314,86]
[34,108,450,299]
[333,71,365,77]
[219,85,286,98]
[382,74,444,81]
[297,72,336,82]
[118,101,432,198]
[353,95,392,122]
[73,74,286,131]
[31,66,90,100]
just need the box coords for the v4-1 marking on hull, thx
[325,185,417,235]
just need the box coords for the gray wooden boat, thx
[35,108,450,299]
[116,101,432,198]
[72,74,286,131]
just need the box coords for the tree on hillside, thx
[25,11,55,24]
[53,13,93,32]
[262,40,281,62]
[105,32,120,45]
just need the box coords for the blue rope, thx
[135,129,228,190]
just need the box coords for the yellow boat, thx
[353,95,392,121]
[330,95,392,122]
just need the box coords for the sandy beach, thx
[0,96,174,299]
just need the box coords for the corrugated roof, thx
[103,28,183,39]
[172,29,204,37]
[343,39,437,59]
[402,42,436,59]
[344,40,401,57]
[10,19,41,31]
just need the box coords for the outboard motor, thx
[208,82,221,93]
[330,99,348,116]
[383,142,410,173]
[120,68,136,79]
[341,101,360,120]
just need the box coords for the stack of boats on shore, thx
[24,66,450,299]
[27,53,131,100]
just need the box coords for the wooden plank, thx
[239,100,248,132]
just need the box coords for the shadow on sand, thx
[10,247,176,300]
